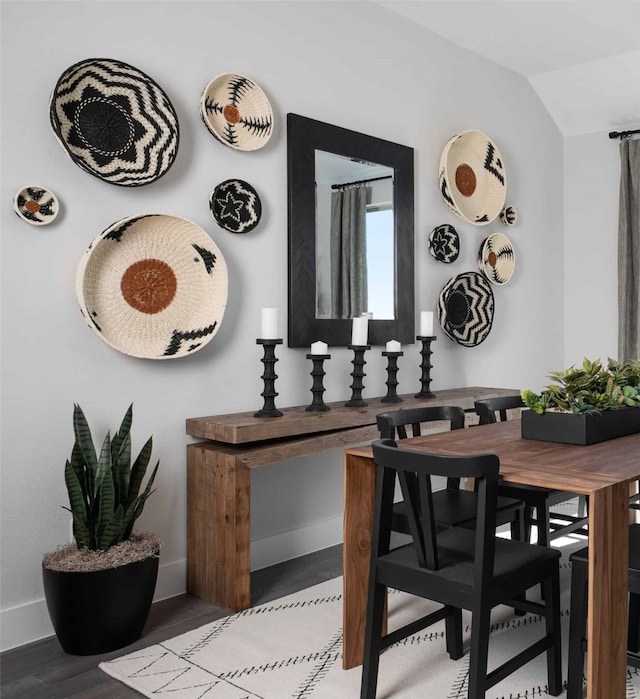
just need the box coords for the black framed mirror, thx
[287,113,415,347]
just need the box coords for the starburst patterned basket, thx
[76,214,228,359]
[437,271,495,347]
[13,186,59,225]
[200,73,273,151]
[50,58,180,186]
[210,179,262,233]
[478,232,515,285]
[428,224,459,263]
[438,130,506,226]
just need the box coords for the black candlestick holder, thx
[254,339,283,418]
[345,344,370,407]
[305,353,331,412]
[381,351,404,403]
[415,335,436,398]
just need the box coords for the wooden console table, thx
[186,386,518,612]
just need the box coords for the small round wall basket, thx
[50,58,179,186]
[200,73,273,151]
[437,271,495,347]
[438,130,506,226]
[478,232,515,285]
[76,214,228,359]
[210,179,262,233]
[428,224,459,263]
[13,186,59,225]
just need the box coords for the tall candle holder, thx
[415,335,437,399]
[305,353,331,412]
[345,345,370,407]
[381,350,403,403]
[254,339,283,418]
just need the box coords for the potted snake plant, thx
[521,357,640,445]
[42,403,160,655]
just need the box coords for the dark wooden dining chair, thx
[474,396,589,546]
[376,406,524,538]
[361,439,563,699]
[566,523,640,698]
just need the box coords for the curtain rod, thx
[609,129,640,140]
[331,175,393,190]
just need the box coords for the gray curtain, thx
[618,138,640,362]
[330,185,370,318]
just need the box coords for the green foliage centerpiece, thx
[520,358,640,445]
[42,404,161,655]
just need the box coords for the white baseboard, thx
[251,514,343,571]
[1,518,343,653]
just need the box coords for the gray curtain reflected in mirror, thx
[330,184,369,319]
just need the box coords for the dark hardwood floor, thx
[1,544,344,698]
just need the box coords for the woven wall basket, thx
[210,179,262,233]
[200,73,273,151]
[76,214,228,359]
[438,130,506,226]
[13,186,59,226]
[428,224,459,263]
[437,271,495,347]
[50,58,179,186]
[478,232,515,285]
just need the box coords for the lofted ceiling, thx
[376,0,640,137]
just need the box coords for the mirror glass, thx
[315,151,395,320]
[287,113,414,347]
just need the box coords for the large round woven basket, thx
[478,232,515,285]
[437,271,495,347]
[50,58,179,186]
[200,73,273,151]
[76,214,228,359]
[438,130,506,226]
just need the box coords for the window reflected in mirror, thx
[315,150,395,321]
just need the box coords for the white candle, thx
[261,308,279,339]
[386,339,401,352]
[420,311,434,337]
[310,340,328,355]
[351,316,368,345]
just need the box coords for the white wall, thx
[564,132,621,365]
[0,0,567,650]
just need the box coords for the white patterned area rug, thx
[101,553,640,698]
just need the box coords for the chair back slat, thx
[371,440,500,576]
[474,395,525,425]
[376,406,466,489]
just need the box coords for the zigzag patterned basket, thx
[76,214,228,359]
[50,58,179,186]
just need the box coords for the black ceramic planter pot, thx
[42,554,158,655]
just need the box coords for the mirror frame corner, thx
[287,112,415,348]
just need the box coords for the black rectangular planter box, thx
[521,407,640,445]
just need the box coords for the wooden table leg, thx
[187,443,251,612]
[343,451,378,670]
[587,482,629,699]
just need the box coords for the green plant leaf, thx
[73,404,97,498]
[98,505,124,550]
[127,437,153,507]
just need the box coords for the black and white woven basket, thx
[428,224,459,263]
[13,186,59,226]
[76,214,228,359]
[50,58,180,186]
[438,130,506,226]
[200,73,273,151]
[210,179,262,233]
[478,232,515,285]
[437,271,495,347]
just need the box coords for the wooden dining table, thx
[342,419,640,699]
